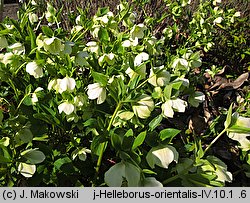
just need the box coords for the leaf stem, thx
[203,128,227,155]
[93,101,122,186]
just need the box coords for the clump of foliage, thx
[0,0,249,186]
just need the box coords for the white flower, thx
[172,58,188,70]
[43,37,64,54]
[31,87,44,104]
[132,95,154,119]
[134,52,149,66]
[74,95,85,107]
[87,83,106,104]
[58,77,76,94]
[162,98,187,118]
[26,61,43,78]
[28,13,38,24]
[233,12,241,17]
[48,79,58,91]
[98,53,115,66]
[148,66,170,87]
[130,24,147,40]
[125,66,146,78]
[8,43,25,54]
[1,52,13,65]
[171,98,187,112]
[86,41,100,55]
[122,38,138,47]
[213,17,223,24]
[162,100,174,118]
[58,102,75,115]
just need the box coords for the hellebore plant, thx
[0,0,248,187]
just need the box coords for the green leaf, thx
[111,132,123,150]
[91,135,107,156]
[227,125,250,133]
[54,157,72,170]
[149,114,163,131]
[159,128,181,142]
[21,149,46,164]
[28,24,36,50]
[146,145,179,169]
[0,155,11,163]
[91,71,108,86]
[42,26,54,37]
[224,103,233,128]
[98,27,110,41]
[0,110,3,124]
[124,129,133,137]
[132,131,146,150]
[16,128,33,143]
[164,84,172,100]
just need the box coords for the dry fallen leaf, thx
[217,72,249,90]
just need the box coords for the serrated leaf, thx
[132,131,146,150]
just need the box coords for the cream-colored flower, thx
[213,17,223,24]
[1,52,13,65]
[172,58,188,70]
[31,87,44,104]
[122,38,138,47]
[134,52,149,66]
[43,37,64,54]
[8,43,25,55]
[58,102,75,115]
[130,24,147,40]
[132,95,154,119]
[87,83,106,104]
[148,66,170,87]
[98,53,115,66]
[28,13,38,24]
[86,41,100,55]
[26,61,43,78]
[58,77,76,94]
[161,100,174,118]
[162,98,187,118]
